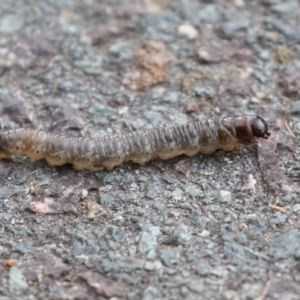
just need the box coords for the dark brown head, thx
[235,115,270,144]
[250,116,270,139]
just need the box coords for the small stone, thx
[109,41,132,60]
[194,86,214,97]
[144,260,162,271]
[0,15,23,34]
[271,229,300,260]
[190,211,207,229]
[198,5,221,24]
[179,202,193,211]
[259,49,271,61]
[210,266,229,277]
[9,267,28,294]
[291,100,300,114]
[196,262,210,276]
[220,19,250,39]
[169,188,183,201]
[60,21,79,35]
[199,230,210,237]
[143,111,163,127]
[271,2,299,14]
[292,204,300,213]
[185,101,199,113]
[160,247,181,267]
[269,211,287,227]
[180,286,189,296]
[15,241,33,254]
[141,286,158,300]
[173,224,191,243]
[84,67,102,76]
[98,193,117,208]
[145,178,165,200]
[138,225,161,259]
[79,35,92,45]
[186,279,204,293]
[57,80,74,92]
[266,17,294,38]
[108,226,125,243]
[163,91,178,103]
[168,108,188,125]
[144,261,155,271]
[185,186,203,198]
[216,190,232,203]
[13,172,29,185]
[275,45,294,63]
[0,187,9,200]
[74,59,102,69]
[283,193,297,202]
[178,24,198,40]
[164,218,175,226]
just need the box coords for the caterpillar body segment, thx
[0,115,270,170]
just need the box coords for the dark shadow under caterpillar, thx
[0,115,270,170]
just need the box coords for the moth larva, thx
[0,115,270,170]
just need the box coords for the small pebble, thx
[178,24,198,40]
[291,100,300,114]
[216,190,232,203]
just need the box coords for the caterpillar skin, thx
[0,115,270,171]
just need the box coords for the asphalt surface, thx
[0,0,300,299]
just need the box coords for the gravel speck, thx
[13,172,29,185]
[271,229,300,260]
[220,19,250,39]
[266,17,295,38]
[168,108,188,125]
[83,67,102,76]
[109,41,132,60]
[199,230,210,237]
[186,279,204,293]
[190,211,207,229]
[9,267,28,294]
[224,242,248,265]
[291,100,300,114]
[0,187,8,200]
[173,223,191,243]
[163,91,178,103]
[57,80,74,92]
[194,86,214,97]
[141,286,159,300]
[138,225,161,259]
[0,15,23,34]
[269,211,287,228]
[210,266,228,278]
[271,2,299,14]
[196,262,210,276]
[198,5,221,24]
[160,247,181,267]
[179,202,193,211]
[143,111,163,127]
[178,24,198,40]
[145,178,165,200]
[169,188,183,201]
[216,190,232,203]
[15,242,33,254]
[185,186,203,198]
[283,193,297,202]
[291,204,300,212]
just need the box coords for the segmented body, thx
[0,115,270,170]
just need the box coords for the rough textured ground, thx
[0,0,300,299]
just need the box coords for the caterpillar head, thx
[250,116,270,139]
[235,115,270,144]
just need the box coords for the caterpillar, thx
[0,115,270,171]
